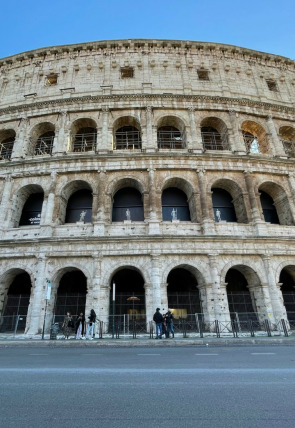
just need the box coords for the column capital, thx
[188,106,195,113]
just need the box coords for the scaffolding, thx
[115,129,141,150]
[202,131,230,151]
[0,140,14,160]
[282,140,295,157]
[71,132,96,152]
[34,136,55,156]
[157,128,185,149]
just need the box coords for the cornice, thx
[1,93,295,118]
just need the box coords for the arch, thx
[279,265,295,322]
[112,187,144,222]
[70,118,97,152]
[53,268,88,323]
[113,116,141,150]
[258,181,293,225]
[65,189,93,223]
[279,126,295,156]
[211,179,248,223]
[157,116,186,149]
[241,120,269,154]
[0,268,33,333]
[225,266,259,321]
[162,177,197,222]
[29,122,55,156]
[166,265,203,319]
[162,188,191,221]
[200,117,230,150]
[59,180,93,224]
[14,184,44,227]
[108,177,145,197]
[109,266,146,319]
[0,129,15,160]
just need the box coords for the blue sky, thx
[1,0,294,59]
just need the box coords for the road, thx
[0,345,294,428]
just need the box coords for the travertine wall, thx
[0,40,295,334]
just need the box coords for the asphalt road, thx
[0,345,295,428]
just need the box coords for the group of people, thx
[62,309,96,340]
[153,308,175,339]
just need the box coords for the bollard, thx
[231,319,238,338]
[149,321,154,339]
[247,319,255,337]
[198,319,203,338]
[98,321,103,339]
[115,322,120,339]
[281,319,289,337]
[215,320,220,338]
[182,319,187,338]
[264,319,272,337]
[132,319,136,339]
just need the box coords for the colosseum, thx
[0,39,295,336]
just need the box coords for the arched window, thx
[260,191,279,224]
[19,193,44,226]
[241,121,269,154]
[200,117,229,151]
[112,188,144,222]
[157,126,185,149]
[0,130,15,160]
[212,188,237,222]
[226,268,257,322]
[162,188,191,221]
[72,127,97,152]
[65,189,92,223]
[279,126,295,157]
[115,126,141,150]
[34,131,55,155]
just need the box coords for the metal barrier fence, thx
[0,313,294,339]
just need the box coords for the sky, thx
[1,0,294,59]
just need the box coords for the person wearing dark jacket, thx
[153,308,164,339]
[85,309,96,340]
[75,312,85,339]
[165,309,175,338]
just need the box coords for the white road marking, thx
[28,354,48,356]
[195,353,219,356]
[137,354,161,356]
[251,353,276,355]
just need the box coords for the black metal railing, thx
[201,132,230,150]
[71,133,97,152]
[157,130,185,149]
[114,130,141,150]
[34,136,55,156]
[0,141,14,160]
[282,140,295,157]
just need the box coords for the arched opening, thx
[70,118,97,152]
[260,191,280,224]
[279,126,295,157]
[110,268,145,321]
[34,131,55,156]
[19,192,44,226]
[112,187,144,222]
[241,120,269,154]
[212,188,237,222]
[162,187,191,221]
[113,116,141,150]
[167,268,202,319]
[0,129,15,160]
[1,271,32,333]
[279,267,295,322]
[65,189,93,223]
[201,117,229,150]
[54,270,87,323]
[225,268,257,322]
[157,116,186,149]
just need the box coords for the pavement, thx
[1,333,295,347]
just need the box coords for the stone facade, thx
[0,39,295,334]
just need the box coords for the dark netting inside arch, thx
[212,188,237,222]
[279,269,295,322]
[65,189,92,223]
[162,187,191,221]
[110,269,145,317]
[112,187,144,222]
[260,191,280,224]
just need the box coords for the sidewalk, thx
[1,334,295,347]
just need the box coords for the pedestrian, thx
[153,307,164,339]
[165,309,175,338]
[85,309,96,340]
[62,311,74,339]
[75,312,85,339]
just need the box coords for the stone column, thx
[11,117,29,159]
[266,116,286,157]
[54,111,70,154]
[144,283,154,324]
[261,255,288,322]
[99,284,110,332]
[188,107,203,152]
[43,172,58,225]
[243,171,261,222]
[85,255,102,330]
[0,175,13,226]
[148,168,160,234]
[100,106,111,152]
[93,170,106,235]
[197,169,215,234]
[161,282,168,313]
[145,106,156,151]
[208,254,230,322]
[151,254,162,309]
[228,110,247,154]
[198,282,215,324]
[26,255,47,335]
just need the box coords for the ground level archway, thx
[279,266,295,322]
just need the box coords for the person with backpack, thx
[85,309,96,340]
[153,307,164,339]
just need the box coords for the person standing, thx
[85,309,96,340]
[153,308,164,339]
[165,309,175,338]
[62,312,73,339]
[75,312,85,339]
